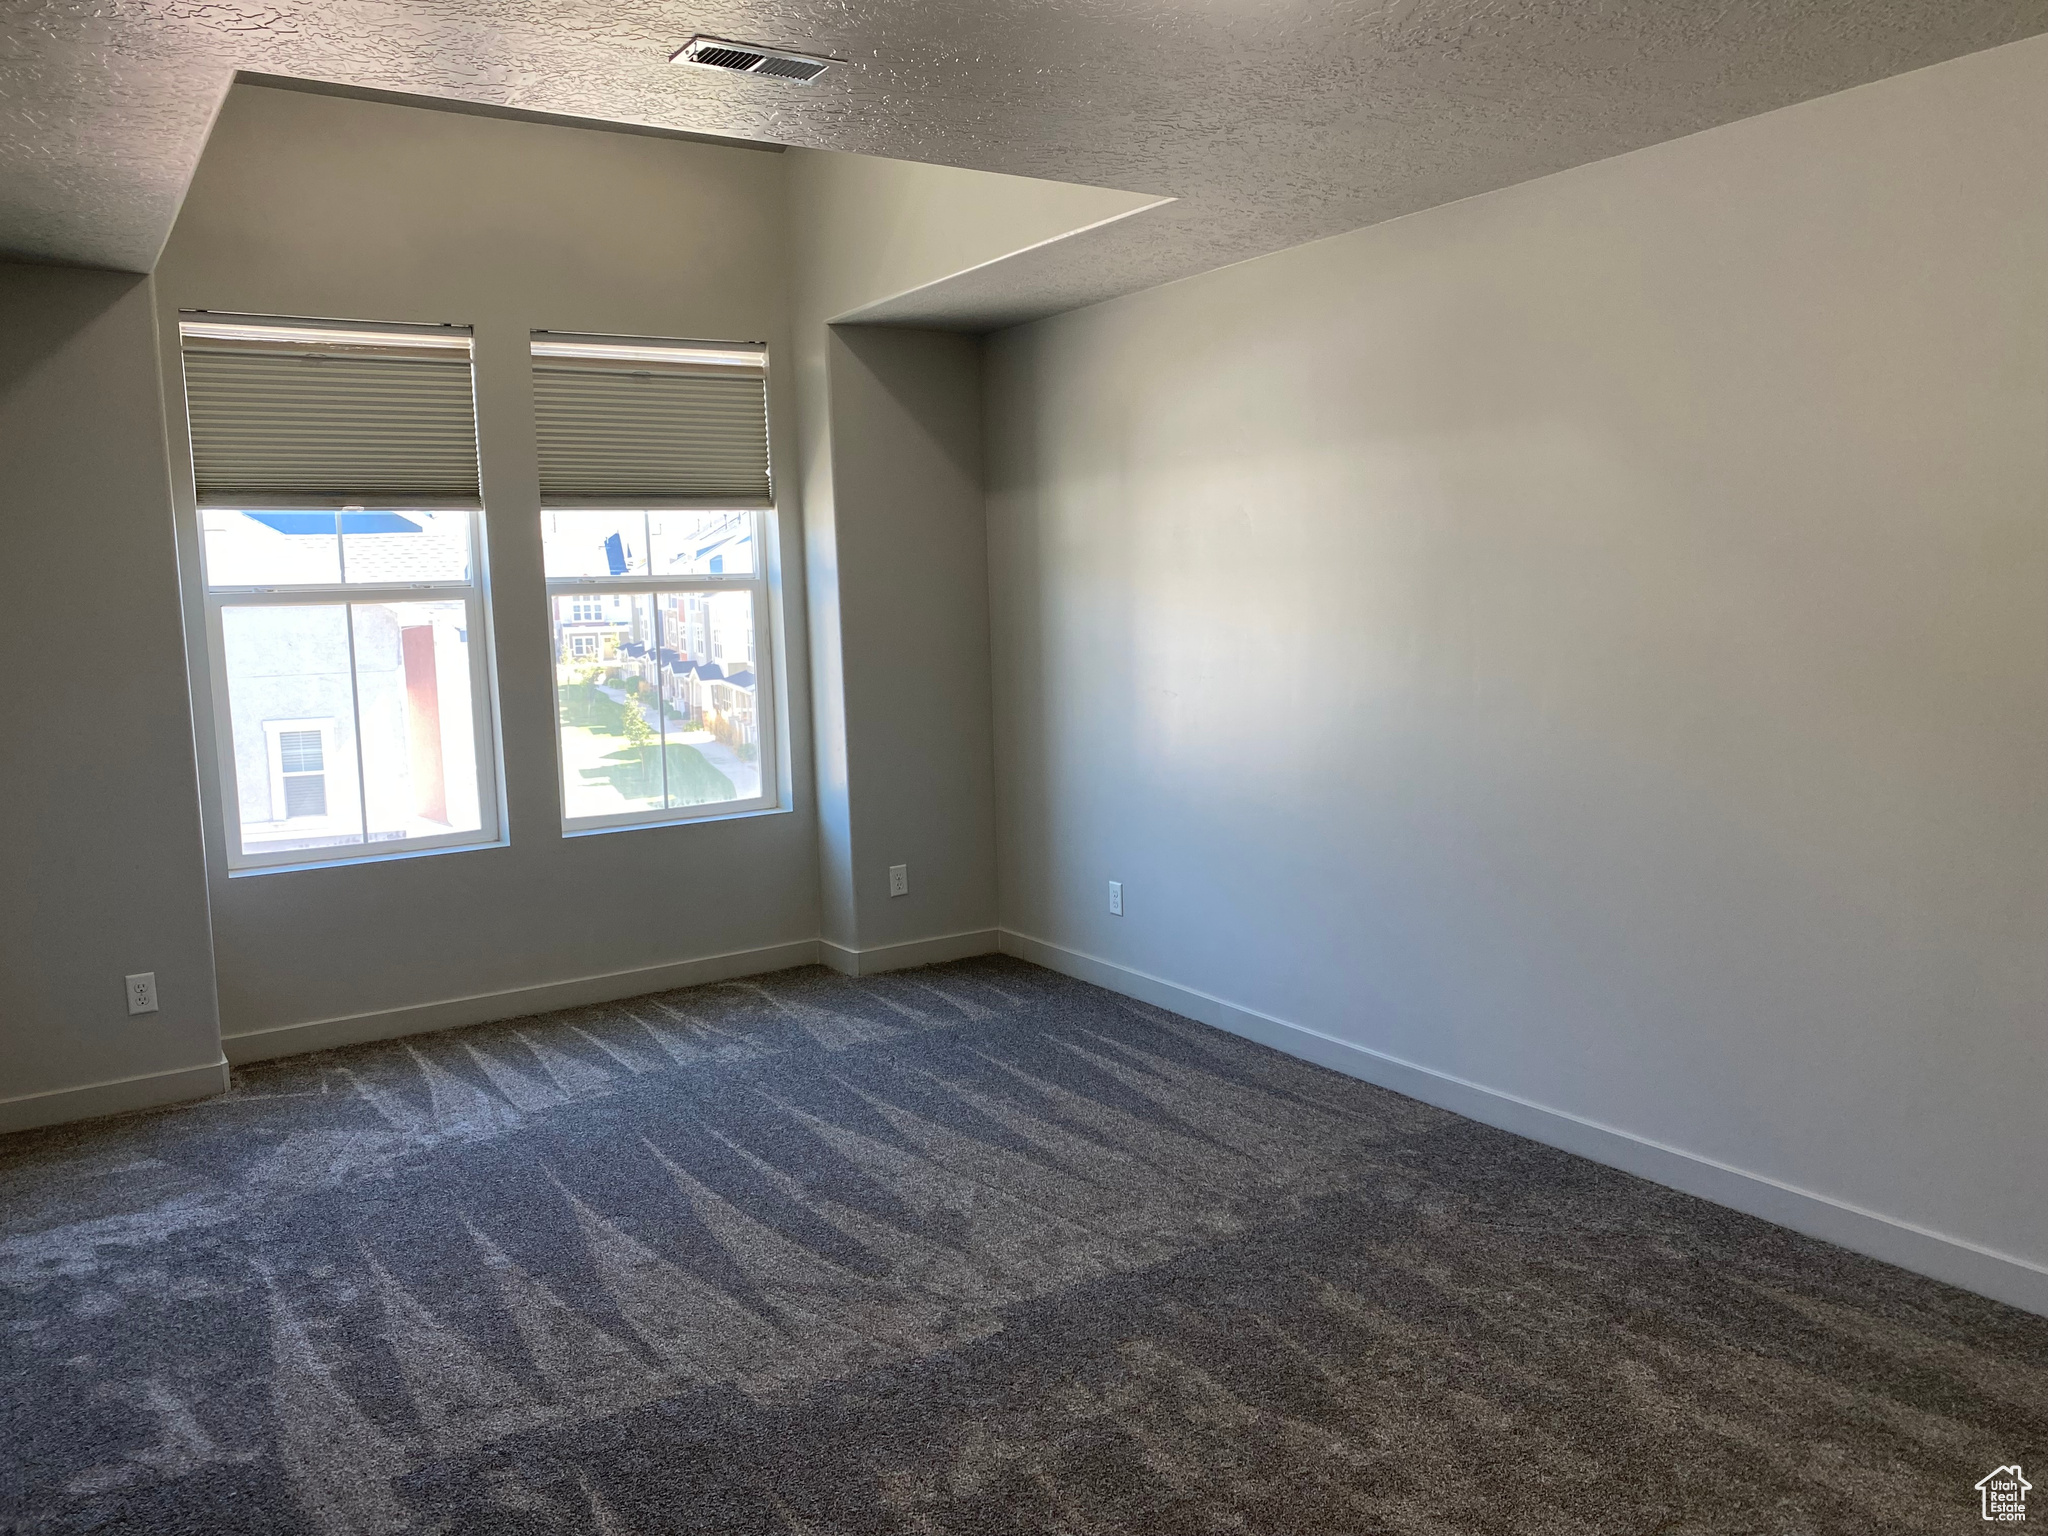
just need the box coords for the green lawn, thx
[559,682,735,805]
[558,680,630,733]
[665,743,737,803]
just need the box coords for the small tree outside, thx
[620,693,658,751]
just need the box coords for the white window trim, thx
[199,507,505,872]
[547,512,778,833]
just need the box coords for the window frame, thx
[545,508,778,833]
[198,507,505,872]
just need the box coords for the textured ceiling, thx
[3,0,2044,322]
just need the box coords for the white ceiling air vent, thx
[669,35,833,82]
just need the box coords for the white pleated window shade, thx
[178,316,481,509]
[531,333,771,508]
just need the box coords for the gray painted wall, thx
[783,149,1141,957]
[824,326,998,954]
[788,320,997,961]
[154,84,822,1043]
[0,265,224,1112]
[986,37,2048,1283]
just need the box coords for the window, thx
[533,324,776,831]
[177,315,502,870]
[543,511,772,825]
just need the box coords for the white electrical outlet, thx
[126,972,159,1016]
[1108,881,1123,916]
[888,864,909,898]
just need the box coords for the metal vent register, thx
[670,35,832,82]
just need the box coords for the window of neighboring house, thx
[532,331,778,830]
[570,596,603,622]
[177,314,503,870]
[269,720,333,819]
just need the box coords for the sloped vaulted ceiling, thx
[2,0,2043,319]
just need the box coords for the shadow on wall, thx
[819,322,999,953]
[0,258,224,1125]
[829,325,984,487]
[0,268,147,398]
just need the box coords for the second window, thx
[545,509,769,824]
[532,330,777,830]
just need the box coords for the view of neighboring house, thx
[551,510,760,755]
[556,590,635,662]
[653,591,757,753]
[208,511,482,853]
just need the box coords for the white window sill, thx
[226,836,510,878]
[561,803,793,839]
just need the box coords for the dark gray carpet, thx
[1,957,2041,1535]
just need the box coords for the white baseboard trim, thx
[1000,929,2048,1319]
[0,1057,231,1136]
[820,928,1001,977]
[222,938,824,1065]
